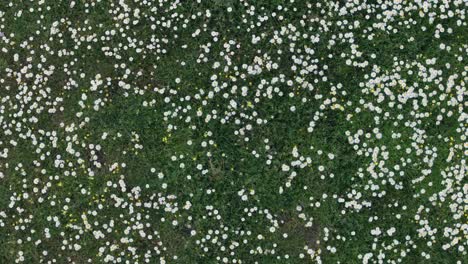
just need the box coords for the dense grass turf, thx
[0,1,467,263]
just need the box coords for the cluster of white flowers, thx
[0,0,466,263]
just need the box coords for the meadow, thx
[0,0,466,263]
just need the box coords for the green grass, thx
[0,1,466,263]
